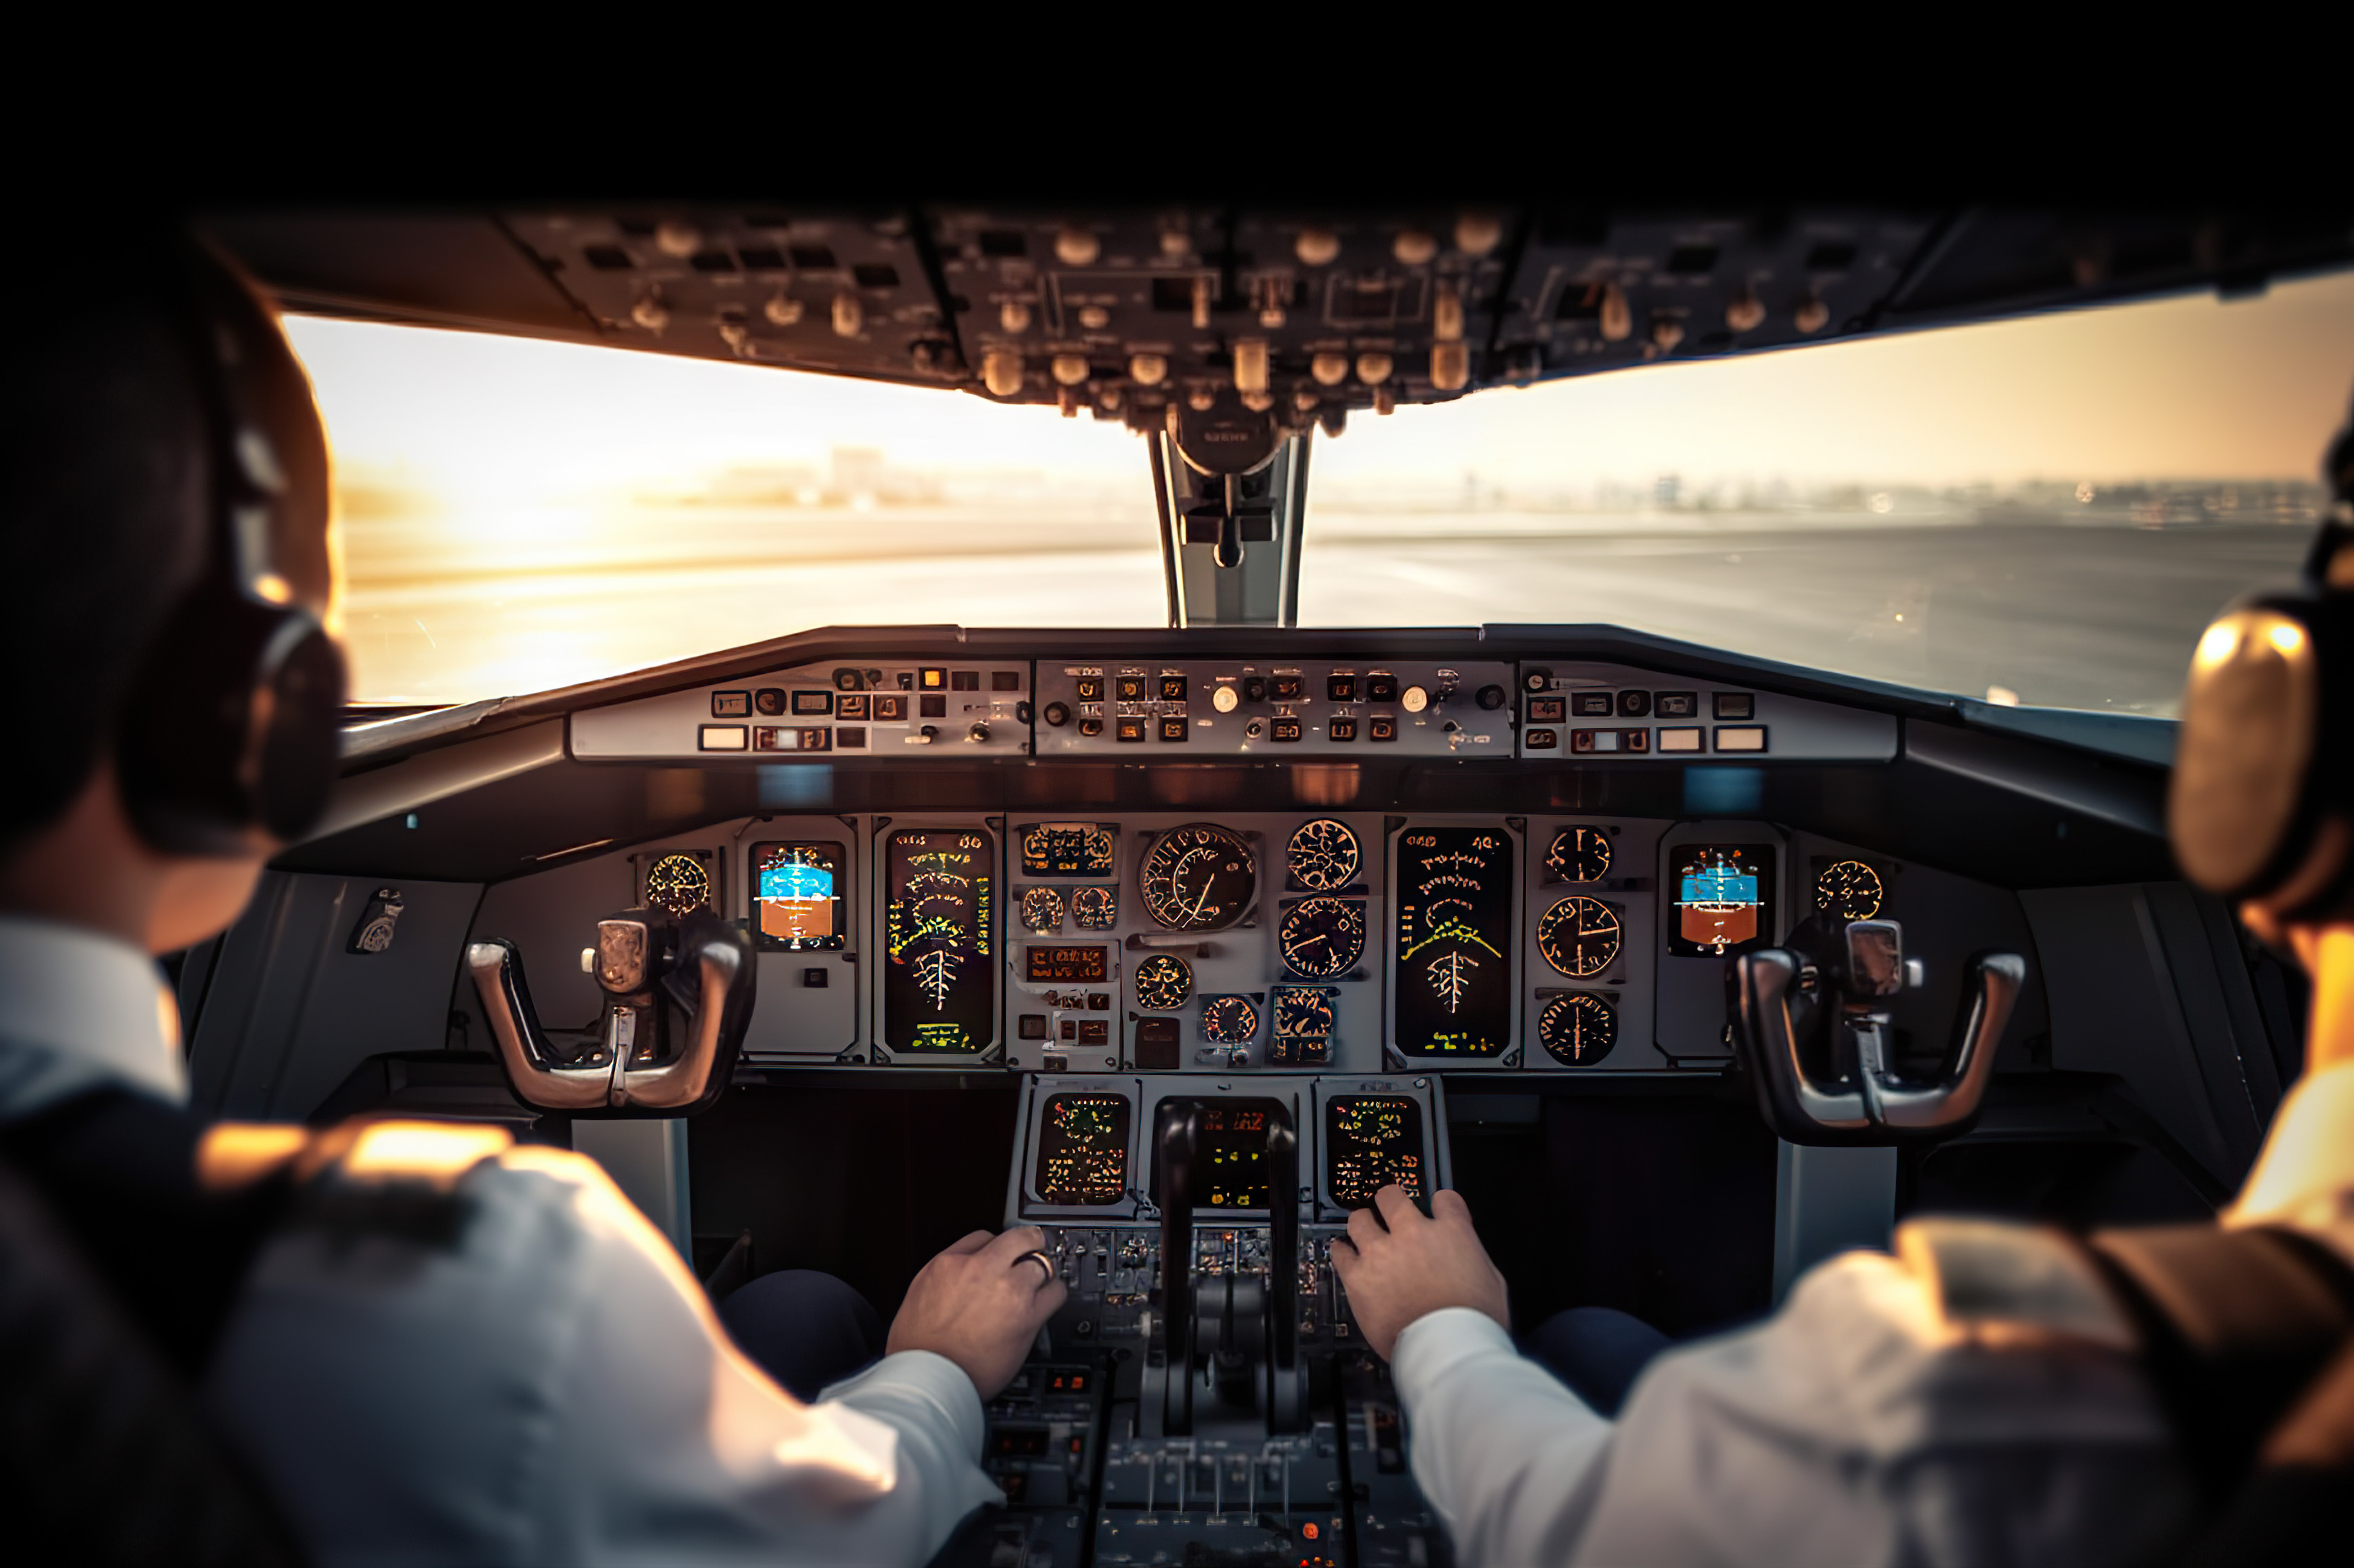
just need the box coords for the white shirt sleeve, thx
[1389,1254,2198,1568]
[207,1145,999,1568]
[1388,1307,1614,1567]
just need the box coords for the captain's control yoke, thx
[1729,915,2024,1145]
[467,908,754,1116]
[1152,1099,1306,1437]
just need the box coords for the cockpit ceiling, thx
[209,207,2354,418]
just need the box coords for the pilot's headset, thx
[113,236,347,856]
[2170,398,2354,914]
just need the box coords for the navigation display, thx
[1392,826,1516,1056]
[1668,844,1776,958]
[1034,1092,1130,1206]
[750,841,844,950]
[882,828,995,1052]
[1020,822,1116,879]
[1026,944,1109,984]
[1325,1096,1426,1208]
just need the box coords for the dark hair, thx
[0,273,213,846]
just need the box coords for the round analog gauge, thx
[1278,897,1366,978]
[1816,859,1885,920]
[1536,896,1622,978]
[1545,826,1612,883]
[1071,886,1118,929]
[1140,823,1257,931]
[1539,993,1617,1065]
[1286,818,1362,891]
[645,854,710,917]
[1020,886,1066,933]
[1201,995,1260,1044]
[1135,953,1193,1010]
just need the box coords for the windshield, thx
[292,269,2354,713]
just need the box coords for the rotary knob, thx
[1401,686,1431,713]
[1476,685,1507,711]
[1212,686,1240,713]
[968,723,991,743]
[1042,701,1071,727]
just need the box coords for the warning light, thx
[1302,1522,1319,1540]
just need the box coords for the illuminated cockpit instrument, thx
[1135,952,1192,1010]
[1279,896,1366,978]
[645,853,710,918]
[1191,1100,1279,1209]
[1670,845,1775,957]
[1273,987,1337,1041]
[1141,823,1257,931]
[1071,886,1118,929]
[1538,993,1616,1065]
[882,828,995,1052]
[1815,859,1885,920]
[1536,897,1621,978]
[1544,826,1612,883]
[1324,1096,1426,1207]
[1020,886,1066,933]
[750,842,843,949]
[1035,1092,1129,1206]
[1201,995,1260,1045]
[1392,826,1515,1056]
[1021,821,1116,879]
[1285,818,1362,891]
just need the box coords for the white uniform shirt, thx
[0,915,999,1567]
[1390,1060,2354,1567]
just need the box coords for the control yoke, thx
[467,908,754,1117]
[1153,1100,1304,1437]
[1729,917,2024,1146]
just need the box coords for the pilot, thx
[0,238,1061,1563]
[1332,411,2354,1565]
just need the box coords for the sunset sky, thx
[285,264,2354,500]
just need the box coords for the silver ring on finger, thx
[1013,1248,1055,1286]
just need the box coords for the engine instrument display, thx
[1538,993,1617,1065]
[1286,819,1362,891]
[1071,886,1118,928]
[1034,1092,1129,1206]
[1536,897,1621,978]
[1670,845,1776,957]
[1187,1099,1283,1209]
[750,842,843,949]
[1544,826,1612,884]
[882,828,995,1052]
[1026,945,1109,985]
[1325,1096,1425,1208]
[1815,859,1885,920]
[1201,995,1260,1045]
[646,853,710,917]
[1278,897,1366,979]
[1020,886,1066,933]
[1393,826,1516,1056]
[1141,824,1257,931]
[1134,953,1192,1010]
[1273,987,1337,1040]
[1021,821,1116,879]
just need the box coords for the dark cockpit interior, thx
[153,201,2354,1566]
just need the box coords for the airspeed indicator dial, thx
[1140,823,1257,931]
[1135,953,1192,1010]
[1816,859,1885,920]
[1278,897,1366,978]
[1536,896,1621,978]
[1545,826,1612,883]
[1539,993,1616,1065]
[646,854,710,917]
[1201,995,1259,1044]
[1286,818,1361,891]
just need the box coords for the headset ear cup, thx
[253,624,345,841]
[117,595,343,855]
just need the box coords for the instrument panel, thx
[466,647,1974,1078]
